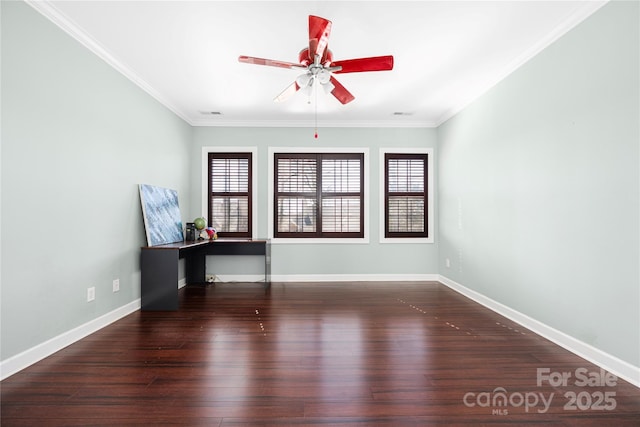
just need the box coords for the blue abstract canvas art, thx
[139,184,184,246]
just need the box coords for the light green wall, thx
[1,2,192,360]
[438,1,639,366]
[192,127,439,276]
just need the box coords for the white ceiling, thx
[29,0,608,128]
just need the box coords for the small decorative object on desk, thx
[193,217,207,240]
[205,227,218,240]
[185,222,196,241]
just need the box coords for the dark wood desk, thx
[140,239,270,311]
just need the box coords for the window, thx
[207,152,252,238]
[384,152,430,239]
[274,152,364,238]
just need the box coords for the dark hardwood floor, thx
[2,282,639,426]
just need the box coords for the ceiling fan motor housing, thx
[299,47,333,67]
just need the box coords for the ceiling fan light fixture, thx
[304,87,314,100]
[322,81,335,95]
[317,69,331,85]
[296,73,312,89]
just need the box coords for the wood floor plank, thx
[2,282,639,426]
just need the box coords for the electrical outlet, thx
[87,287,95,302]
[445,258,451,268]
[112,279,120,292]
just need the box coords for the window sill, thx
[270,237,370,245]
[379,237,434,244]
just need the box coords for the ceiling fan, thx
[238,15,394,105]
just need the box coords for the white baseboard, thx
[438,275,640,388]
[211,274,268,283]
[0,299,141,381]
[209,273,439,283]
[269,273,440,283]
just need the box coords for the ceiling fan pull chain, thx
[314,82,319,139]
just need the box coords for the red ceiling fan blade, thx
[238,55,306,70]
[274,81,301,103]
[329,76,355,104]
[332,55,394,73]
[308,15,332,62]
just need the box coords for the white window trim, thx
[201,146,258,239]
[379,147,434,244]
[268,146,370,244]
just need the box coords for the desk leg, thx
[265,242,271,287]
[141,250,179,311]
[185,248,206,284]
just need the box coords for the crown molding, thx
[25,0,192,125]
[26,0,435,129]
[434,0,609,127]
[26,0,608,130]
[189,118,438,128]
